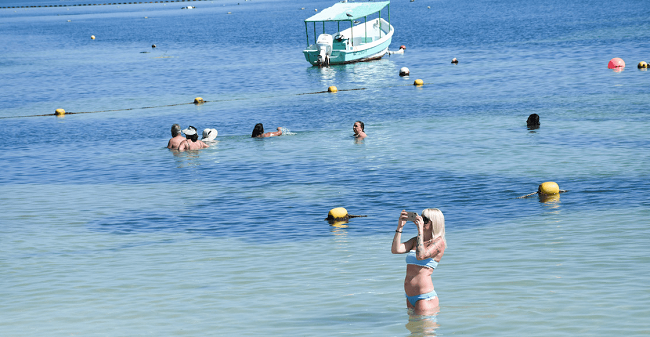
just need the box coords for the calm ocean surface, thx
[1,0,649,335]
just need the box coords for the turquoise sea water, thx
[1,0,649,335]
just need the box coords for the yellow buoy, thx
[194,97,204,104]
[538,181,560,195]
[55,108,65,116]
[638,61,648,69]
[91,35,95,40]
[414,79,424,86]
[328,207,348,220]
[328,86,338,93]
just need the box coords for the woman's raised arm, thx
[391,210,415,254]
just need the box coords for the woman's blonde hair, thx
[422,208,447,248]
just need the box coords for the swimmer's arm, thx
[266,128,283,137]
[392,210,415,254]
[392,236,415,254]
[167,139,174,149]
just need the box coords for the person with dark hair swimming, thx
[353,121,366,139]
[167,124,185,150]
[527,113,540,129]
[178,126,209,151]
[251,123,283,138]
[391,209,447,315]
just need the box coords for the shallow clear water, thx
[1,0,650,336]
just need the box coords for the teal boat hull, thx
[303,41,390,66]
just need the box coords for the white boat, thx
[303,1,393,66]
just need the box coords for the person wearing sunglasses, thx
[391,209,447,315]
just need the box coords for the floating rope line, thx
[516,190,568,199]
[1,82,431,120]
[1,0,210,9]
[517,182,568,199]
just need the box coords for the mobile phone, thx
[406,212,418,222]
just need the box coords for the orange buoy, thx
[607,58,625,69]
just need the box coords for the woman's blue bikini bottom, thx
[406,290,438,306]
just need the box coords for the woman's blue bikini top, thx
[406,250,439,269]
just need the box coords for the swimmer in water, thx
[391,209,447,315]
[167,124,185,150]
[251,123,283,138]
[202,128,218,143]
[353,121,367,139]
[178,126,209,151]
[526,113,540,130]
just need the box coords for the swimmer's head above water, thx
[251,123,264,138]
[171,124,181,137]
[526,114,540,129]
[202,128,218,141]
[182,126,199,142]
[353,121,366,139]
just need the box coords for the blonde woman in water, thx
[391,209,447,314]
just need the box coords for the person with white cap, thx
[201,128,218,143]
[167,124,185,150]
[178,126,209,151]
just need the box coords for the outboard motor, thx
[316,34,333,66]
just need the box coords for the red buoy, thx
[608,58,625,69]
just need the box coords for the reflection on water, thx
[318,66,337,81]
[305,58,396,88]
[405,310,440,337]
[539,193,560,204]
[330,225,349,237]
[540,193,561,212]
[329,219,349,229]
[171,149,202,168]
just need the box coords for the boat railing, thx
[303,18,392,52]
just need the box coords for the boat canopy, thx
[304,1,390,22]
